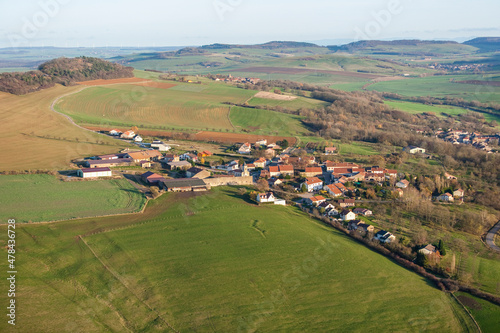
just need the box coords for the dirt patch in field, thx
[237,66,383,79]
[84,126,296,145]
[254,91,297,101]
[457,295,482,310]
[132,81,176,89]
[455,80,500,87]
[77,77,151,86]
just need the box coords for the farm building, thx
[126,150,162,163]
[404,146,426,154]
[166,161,192,171]
[77,167,112,178]
[141,171,166,185]
[186,167,211,179]
[161,178,208,192]
[121,130,136,139]
[86,158,133,168]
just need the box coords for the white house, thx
[257,192,275,203]
[324,184,342,197]
[396,180,409,189]
[419,244,438,256]
[77,167,112,178]
[340,210,356,221]
[374,230,396,243]
[302,177,323,192]
[353,208,373,216]
[109,129,120,136]
[437,193,454,202]
[255,139,268,147]
[120,130,135,139]
[238,142,252,154]
[134,135,143,142]
[404,146,426,154]
[151,141,171,151]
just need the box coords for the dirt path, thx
[362,76,407,90]
[485,221,500,252]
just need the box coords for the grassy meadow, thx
[0,85,128,172]
[0,187,472,332]
[0,174,146,223]
[455,292,500,332]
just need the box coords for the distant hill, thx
[200,41,321,50]
[0,56,133,95]
[464,37,500,52]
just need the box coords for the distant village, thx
[69,129,466,248]
[435,129,500,153]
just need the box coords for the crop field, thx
[78,77,151,86]
[247,95,329,110]
[194,130,297,145]
[55,81,256,131]
[455,292,500,332]
[0,85,127,172]
[366,75,500,103]
[0,174,146,223]
[0,188,469,332]
[230,106,308,136]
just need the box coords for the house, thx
[340,209,356,221]
[257,192,276,203]
[77,167,112,178]
[396,180,410,189]
[374,230,396,243]
[186,167,210,179]
[166,160,192,171]
[238,142,252,154]
[255,139,267,147]
[139,160,151,168]
[141,171,166,185]
[163,154,180,163]
[120,130,135,139]
[385,169,398,178]
[437,193,454,202]
[229,169,249,177]
[268,177,283,187]
[264,148,276,157]
[396,188,404,197]
[353,208,372,216]
[279,165,294,177]
[180,153,198,162]
[161,178,208,192]
[303,167,323,178]
[268,166,280,178]
[302,177,324,192]
[253,158,267,169]
[348,220,374,233]
[126,150,163,163]
[86,158,133,168]
[324,147,337,155]
[445,172,457,180]
[338,199,355,208]
[134,135,143,142]
[318,201,335,211]
[245,163,256,171]
[324,184,343,197]
[109,129,120,136]
[419,244,439,256]
[404,145,426,154]
[453,189,464,198]
[307,195,326,206]
[152,143,171,151]
[198,150,213,157]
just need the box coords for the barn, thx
[77,167,112,178]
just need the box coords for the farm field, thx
[0,187,469,332]
[366,75,500,103]
[0,174,146,223]
[55,81,256,131]
[455,292,500,332]
[0,85,128,172]
[230,106,308,136]
[247,95,329,110]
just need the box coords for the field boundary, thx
[78,235,179,333]
[450,292,482,333]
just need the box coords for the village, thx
[69,129,467,251]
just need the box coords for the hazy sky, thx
[1,0,499,48]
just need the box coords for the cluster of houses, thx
[212,74,261,84]
[237,139,283,155]
[435,129,499,153]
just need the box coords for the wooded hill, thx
[0,56,133,95]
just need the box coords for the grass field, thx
[230,106,308,136]
[0,85,128,172]
[0,187,469,332]
[366,75,500,103]
[0,174,146,223]
[455,292,500,332]
[55,81,256,131]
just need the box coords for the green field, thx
[367,75,500,103]
[455,292,500,332]
[458,255,500,295]
[0,187,471,331]
[55,80,256,131]
[0,174,146,223]
[230,106,308,136]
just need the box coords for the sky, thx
[1,0,499,48]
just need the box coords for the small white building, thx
[120,130,135,139]
[404,146,426,154]
[340,210,356,221]
[274,199,286,206]
[302,177,323,192]
[257,192,275,203]
[77,167,112,178]
[134,135,143,142]
[374,230,396,243]
[109,129,120,136]
[437,193,454,202]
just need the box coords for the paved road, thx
[486,221,500,252]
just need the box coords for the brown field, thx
[84,126,297,145]
[132,81,176,89]
[237,66,383,79]
[77,77,150,86]
[456,80,500,87]
[0,85,128,172]
[254,91,297,100]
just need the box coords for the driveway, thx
[485,221,500,252]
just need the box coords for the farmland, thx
[0,174,146,223]
[0,188,468,332]
[0,85,128,172]
[55,80,256,131]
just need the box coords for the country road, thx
[485,221,500,252]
